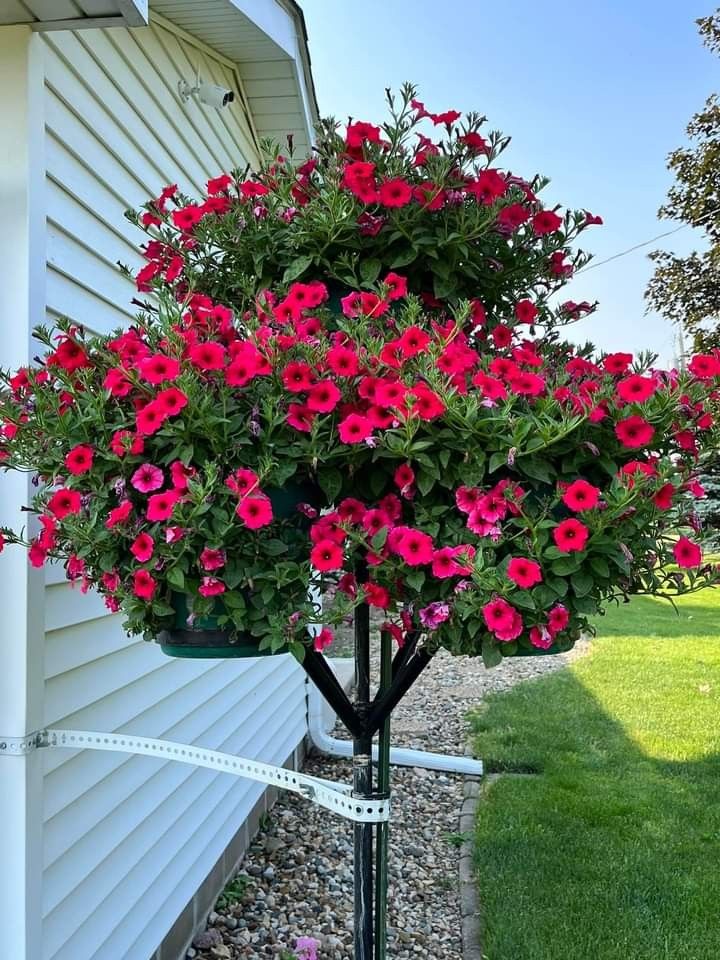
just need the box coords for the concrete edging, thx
[459,746,492,960]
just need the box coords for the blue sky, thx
[299,0,716,362]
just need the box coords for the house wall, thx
[25,19,308,960]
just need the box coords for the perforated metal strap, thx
[41,729,390,823]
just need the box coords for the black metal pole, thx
[374,629,392,958]
[353,588,374,960]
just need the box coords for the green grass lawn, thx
[469,589,720,960]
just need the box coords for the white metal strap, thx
[43,729,390,824]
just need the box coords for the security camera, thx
[178,76,235,109]
[197,81,235,109]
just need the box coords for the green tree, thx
[646,10,720,351]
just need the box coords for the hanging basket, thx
[157,480,319,659]
[157,593,277,659]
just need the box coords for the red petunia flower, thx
[432,545,476,578]
[172,205,203,231]
[135,401,167,436]
[198,577,226,597]
[603,352,633,376]
[383,272,408,300]
[390,526,434,566]
[310,538,344,572]
[688,354,720,380]
[338,413,373,444]
[547,604,570,634]
[363,582,391,609]
[562,479,601,512]
[282,361,315,393]
[313,626,335,653]
[616,374,657,404]
[532,210,563,235]
[491,324,513,349]
[337,498,366,523]
[410,385,446,420]
[200,548,226,571]
[307,380,342,413]
[236,495,273,529]
[508,371,546,397]
[147,490,179,522]
[188,341,226,371]
[133,569,157,600]
[553,518,589,553]
[467,169,507,204]
[106,499,133,529]
[48,487,82,519]
[49,337,91,373]
[497,203,530,231]
[515,300,538,324]
[130,532,154,563]
[615,415,655,449]
[530,626,554,650]
[138,354,181,384]
[653,483,675,510]
[103,368,133,396]
[155,388,188,417]
[507,556,543,589]
[65,444,94,475]
[482,597,523,641]
[131,463,164,493]
[394,463,415,496]
[286,403,316,433]
[379,178,413,208]
[673,536,702,569]
[326,345,359,378]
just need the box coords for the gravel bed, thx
[190,638,588,960]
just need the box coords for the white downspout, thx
[306,672,484,777]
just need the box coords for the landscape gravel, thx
[190,638,587,959]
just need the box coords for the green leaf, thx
[482,639,503,669]
[318,466,342,503]
[360,258,382,284]
[551,555,583,576]
[416,469,435,496]
[571,570,594,597]
[489,451,506,474]
[391,246,417,268]
[590,556,610,578]
[517,457,554,484]
[370,469,387,497]
[166,566,185,591]
[512,591,537,611]
[405,569,426,592]
[371,527,388,551]
[264,539,289,556]
[545,575,569,598]
[151,601,175,617]
[282,255,313,284]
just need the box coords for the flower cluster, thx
[0,87,718,662]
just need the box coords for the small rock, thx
[192,928,222,949]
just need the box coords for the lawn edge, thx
[460,744,489,960]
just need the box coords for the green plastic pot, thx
[500,636,576,658]
[157,481,319,659]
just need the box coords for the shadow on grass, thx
[469,598,720,960]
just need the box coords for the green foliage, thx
[646,10,720,350]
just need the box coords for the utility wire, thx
[576,210,714,274]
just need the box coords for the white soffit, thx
[150,0,318,156]
[0,1,148,28]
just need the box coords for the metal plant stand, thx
[301,601,433,959]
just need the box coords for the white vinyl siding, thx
[38,20,307,960]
